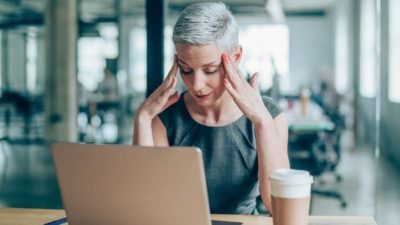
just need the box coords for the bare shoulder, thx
[262,96,283,119]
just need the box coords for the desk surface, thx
[0,208,377,225]
[283,100,335,132]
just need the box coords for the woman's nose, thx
[192,73,206,92]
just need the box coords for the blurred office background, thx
[0,0,399,224]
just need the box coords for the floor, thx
[0,142,62,208]
[308,137,400,225]
[0,134,399,224]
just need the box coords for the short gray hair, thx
[173,2,239,53]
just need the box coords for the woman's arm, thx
[255,113,289,213]
[133,112,154,146]
[133,115,169,146]
[133,58,179,146]
[222,53,289,214]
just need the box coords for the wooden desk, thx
[0,208,377,225]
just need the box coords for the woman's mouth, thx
[195,92,212,99]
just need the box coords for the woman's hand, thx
[222,54,271,126]
[223,54,289,213]
[137,57,180,121]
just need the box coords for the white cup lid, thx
[270,169,313,198]
[270,169,313,185]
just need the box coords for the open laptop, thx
[52,143,242,225]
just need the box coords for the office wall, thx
[352,0,376,150]
[6,30,26,92]
[0,28,45,94]
[287,14,334,93]
[380,102,400,163]
[357,98,376,148]
[354,0,400,164]
[334,0,355,94]
[380,0,400,164]
[0,31,5,89]
[332,0,358,136]
[118,14,146,83]
[36,31,46,94]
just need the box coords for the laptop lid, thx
[52,143,212,225]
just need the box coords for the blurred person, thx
[269,57,281,102]
[133,2,289,214]
[97,67,118,103]
[312,80,345,128]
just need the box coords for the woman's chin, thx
[191,93,215,106]
[188,90,226,107]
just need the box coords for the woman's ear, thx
[233,45,243,64]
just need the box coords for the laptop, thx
[52,143,242,225]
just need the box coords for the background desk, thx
[0,208,377,225]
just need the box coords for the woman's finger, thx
[167,76,178,94]
[161,57,179,89]
[160,77,177,100]
[224,78,240,100]
[162,91,181,111]
[222,54,241,88]
[169,56,179,78]
[229,56,246,83]
[250,72,259,89]
[139,71,178,118]
[169,58,179,78]
[150,59,178,98]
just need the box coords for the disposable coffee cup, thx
[270,169,313,225]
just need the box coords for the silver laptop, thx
[52,143,213,225]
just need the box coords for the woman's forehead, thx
[175,43,223,66]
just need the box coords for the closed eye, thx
[179,68,192,75]
[205,69,218,75]
[204,66,219,75]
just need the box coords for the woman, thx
[133,2,289,215]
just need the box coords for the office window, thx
[240,25,289,92]
[26,32,37,93]
[98,24,118,59]
[78,24,117,91]
[78,37,106,91]
[359,0,376,98]
[129,27,147,92]
[0,31,2,91]
[164,26,174,77]
[389,0,400,103]
[129,26,185,93]
[335,2,350,95]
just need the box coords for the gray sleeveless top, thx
[159,92,282,214]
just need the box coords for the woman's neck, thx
[184,91,243,126]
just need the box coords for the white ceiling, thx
[283,0,336,11]
[0,0,336,28]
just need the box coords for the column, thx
[0,30,8,90]
[45,0,78,142]
[146,0,165,97]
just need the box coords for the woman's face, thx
[175,43,229,107]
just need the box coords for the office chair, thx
[288,129,347,208]
[0,91,43,144]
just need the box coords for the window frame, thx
[388,0,400,103]
[359,0,376,98]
